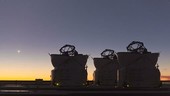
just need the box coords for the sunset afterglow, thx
[0,0,170,81]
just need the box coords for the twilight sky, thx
[0,0,170,80]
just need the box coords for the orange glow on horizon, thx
[161,76,170,81]
[0,74,93,81]
[0,75,170,81]
[0,77,50,80]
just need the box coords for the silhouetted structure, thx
[50,44,88,87]
[49,42,161,88]
[117,41,160,88]
[93,49,118,87]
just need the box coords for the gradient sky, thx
[0,0,170,80]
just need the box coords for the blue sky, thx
[0,0,170,80]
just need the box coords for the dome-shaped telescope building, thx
[93,49,119,87]
[50,45,88,87]
[49,41,161,88]
[117,41,161,88]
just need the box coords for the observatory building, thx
[50,45,88,87]
[49,41,161,88]
[117,41,161,88]
[93,49,118,87]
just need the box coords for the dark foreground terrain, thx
[1,87,170,96]
[0,80,170,96]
